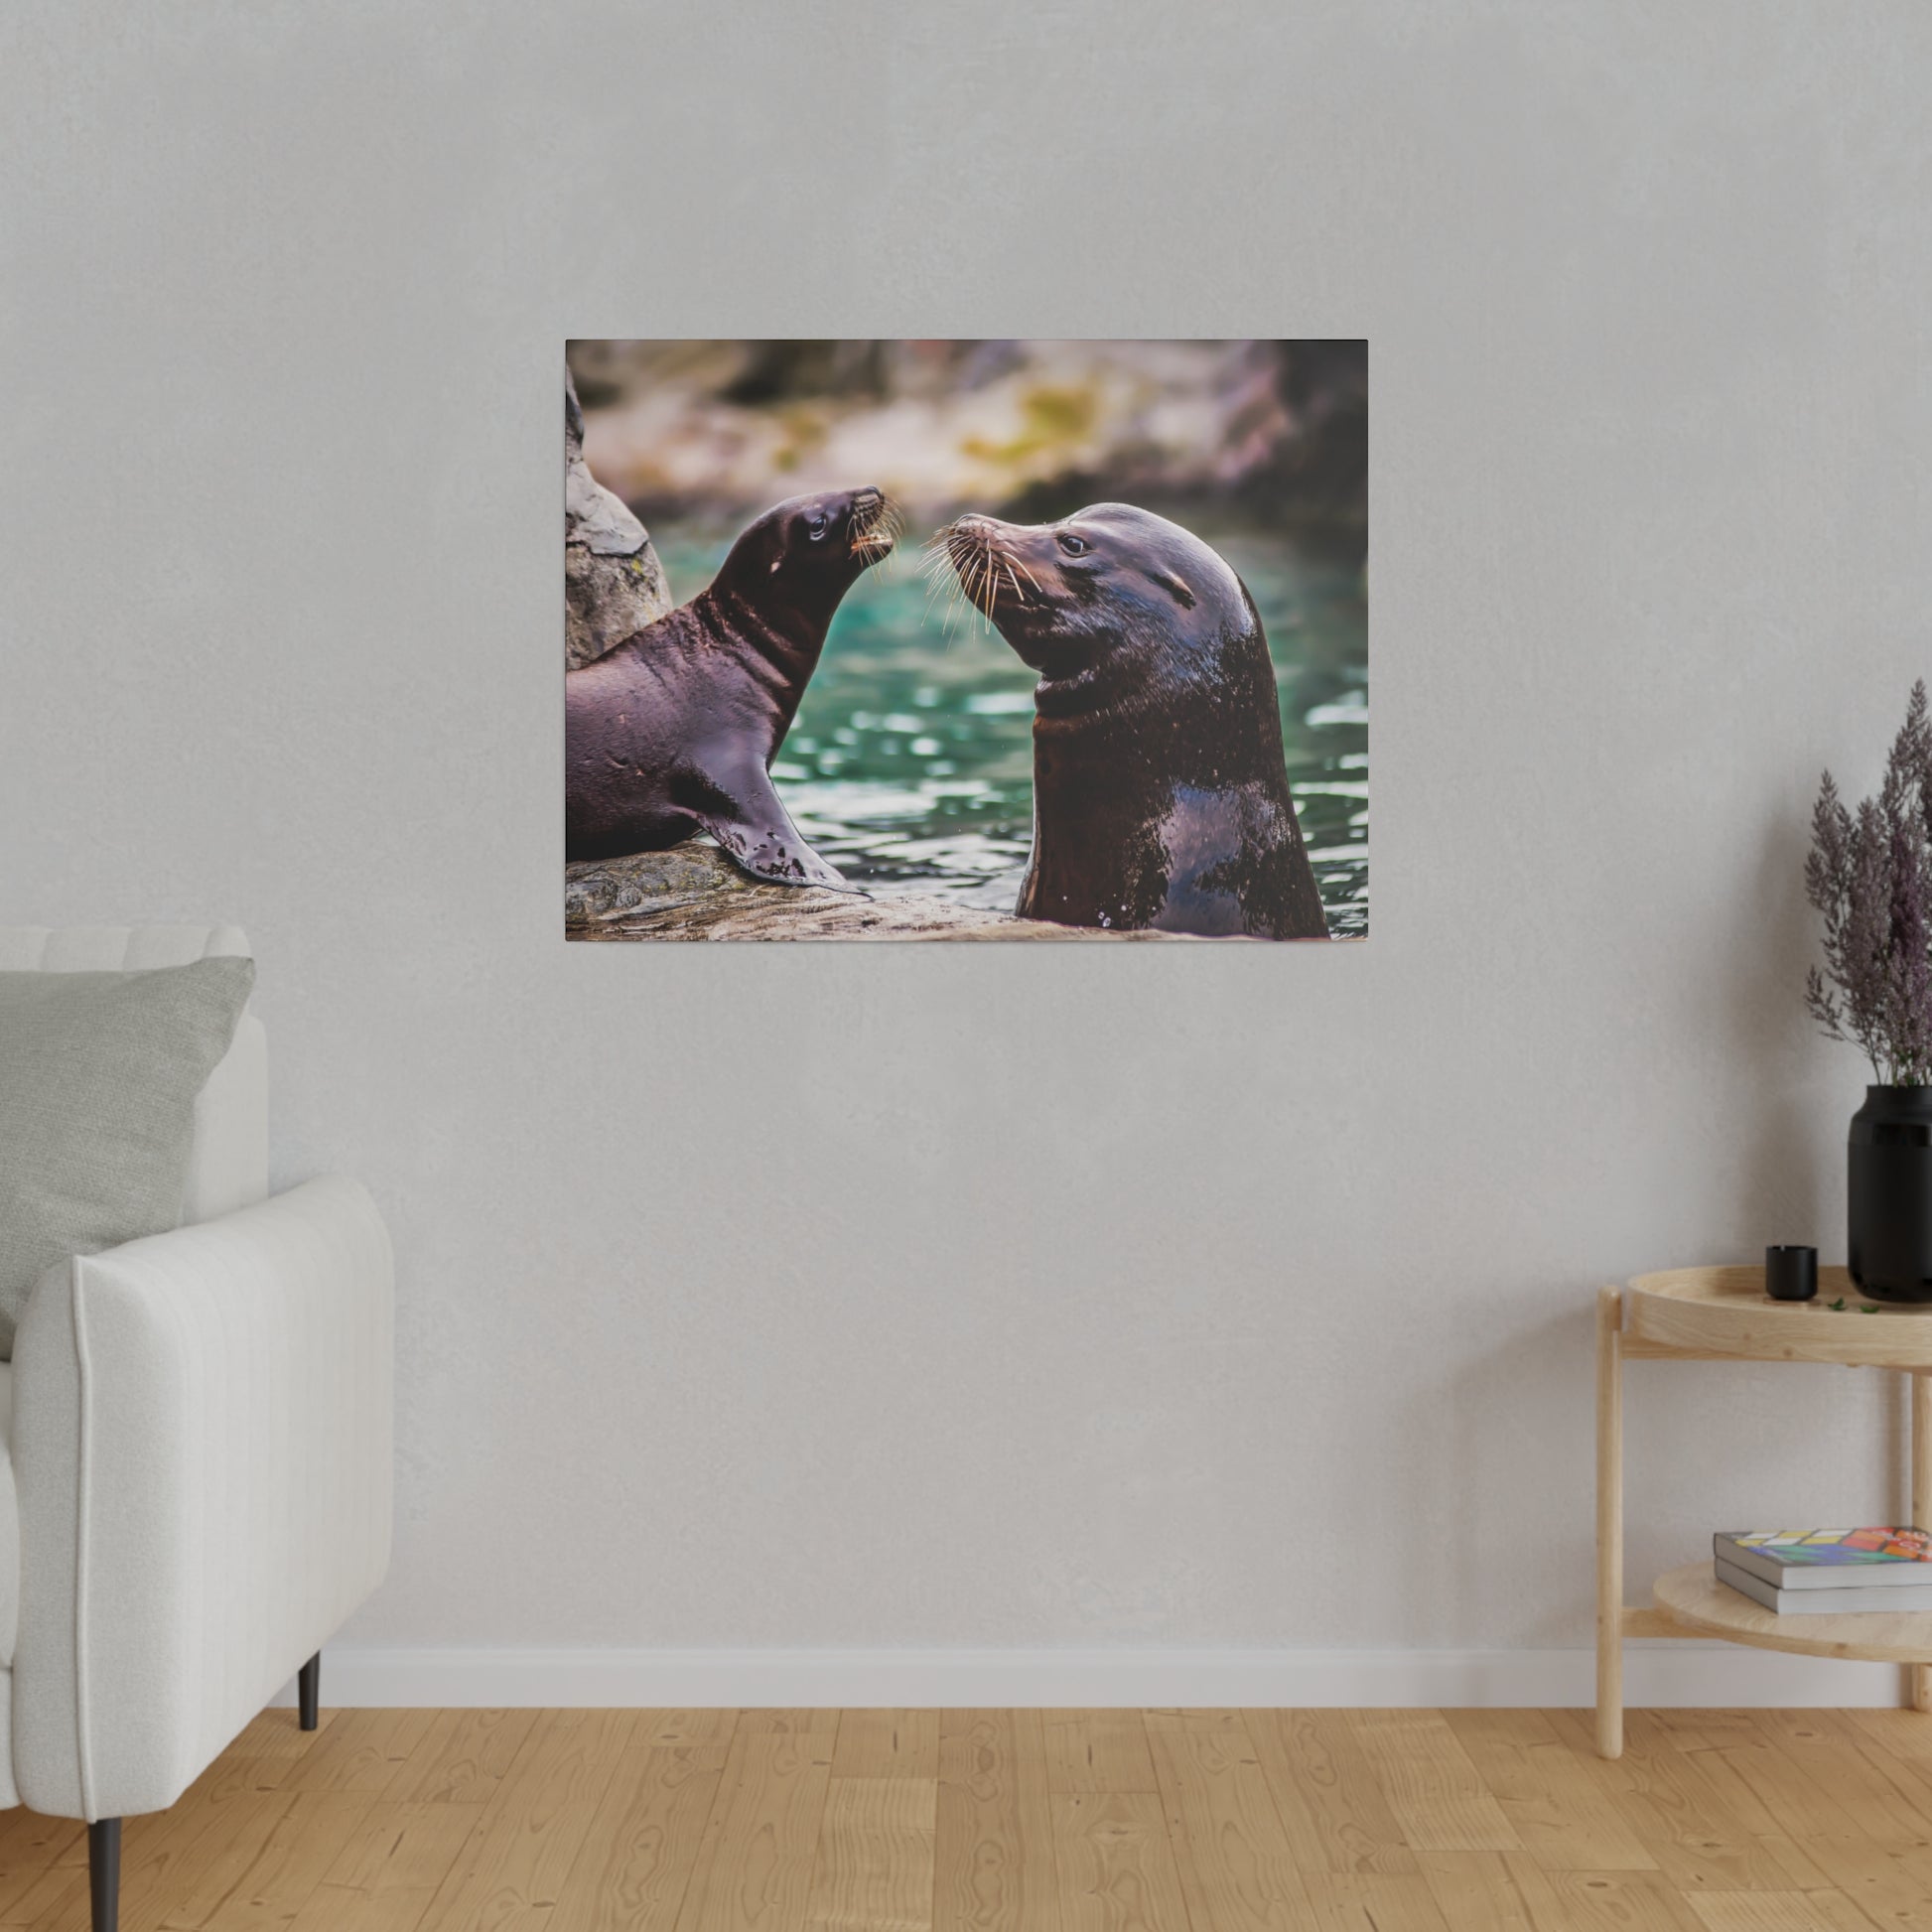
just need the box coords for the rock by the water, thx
[565,844,1186,941]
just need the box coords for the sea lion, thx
[935,504,1330,938]
[565,487,898,883]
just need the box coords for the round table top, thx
[1625,1265,1932,1367]
[1653,1561,1932,1663]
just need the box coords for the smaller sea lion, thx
[565,487,898,884]
[935,504,1330,939]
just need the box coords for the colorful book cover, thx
[1721,1528,1932,1568]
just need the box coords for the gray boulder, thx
[566,366,672,667]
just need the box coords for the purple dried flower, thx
[1886,815,1932,1079]
[1808,682,1932,1084]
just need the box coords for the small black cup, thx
[1765,1245,1818,1302]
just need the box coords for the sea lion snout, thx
[948,512,1019,557]
[931,513,1058,628]
[843,485,899,560]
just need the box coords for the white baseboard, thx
[273,1644,1914,1709]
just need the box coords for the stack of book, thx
[1716,1528,1932,1614]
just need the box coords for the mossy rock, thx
[564,843,1181,942]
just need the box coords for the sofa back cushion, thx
[0,954,256,1355]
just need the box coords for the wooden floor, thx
[5,1708,1932,1929]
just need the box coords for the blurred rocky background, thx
[567,339,1366,539]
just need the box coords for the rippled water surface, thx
[653,523,1368,936]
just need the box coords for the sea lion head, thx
[717,486,900,616]
[933,503,1253,713]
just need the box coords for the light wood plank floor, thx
[5,1707,1932,1929]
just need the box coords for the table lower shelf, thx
[1648,1562,1932,1664]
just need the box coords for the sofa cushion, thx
[0,928,266,1230]
[0,959,255,1357]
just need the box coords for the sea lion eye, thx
[806,513,828,542]
[1057,533,1088,556]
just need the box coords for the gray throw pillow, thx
[0,956,256,1356]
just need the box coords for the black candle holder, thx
[1765,1244,1818,1303]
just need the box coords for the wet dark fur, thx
[937,503,1329,939]
[565,488,893,885]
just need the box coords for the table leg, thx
[1597,1286,1623,1758]
[1914,1371,1932,1715]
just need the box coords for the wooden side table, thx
[1596,1266,1932,1758]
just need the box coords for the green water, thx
[653,524,1369,936]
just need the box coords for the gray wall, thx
[4,1,1929,1659]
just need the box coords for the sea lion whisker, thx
[918,533,956,642]
[937,574,965,644]
[971,553,995,632]
[920,532,958,589]
[954,548,987,634]
[919,572,957,622]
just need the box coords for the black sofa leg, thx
[84,1658,318,1930]
[89,1818,120,1932]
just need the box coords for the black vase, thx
[1849,1085,1932,1303]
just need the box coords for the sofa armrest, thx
[9,1175,393,1820]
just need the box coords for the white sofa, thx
[0,925,393,1932]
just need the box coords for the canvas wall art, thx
[564,340,1367,942]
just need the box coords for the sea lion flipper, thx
[687,755,854,893]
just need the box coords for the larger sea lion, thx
[566,487,898,883]
[936,504,1330,938]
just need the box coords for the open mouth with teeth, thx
[850,492,903,562]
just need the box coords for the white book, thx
[1716,1557,1932,1616]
